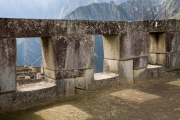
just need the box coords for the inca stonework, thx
[0,18,180,112]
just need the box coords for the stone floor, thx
[1,75,180,120]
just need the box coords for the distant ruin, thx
[0,18,180,112]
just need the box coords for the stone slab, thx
[0,38,16,93]
[119,59,134,84]
[134,56,148,70]
[103,59,119,73]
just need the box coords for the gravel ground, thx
[1,75,180,120]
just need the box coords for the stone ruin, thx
[0,18,180,112]
[16,65,44,85]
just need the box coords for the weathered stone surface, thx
[52,35,94,70]
[41,37,55,70]
[149,33,166,53]
[103,59,119,73]
[175,32,180,52]
[165,32,177,53]
[134,65,168,82]
[56,69,85,79]
[84,69,94,90]
[0,38,16,93]
[44,69,56,79]
[143,19,177,32]
[166,53,180,71]
[103,35,120,60]
[93,73,119,89]
[127,21,144,33]
[44,69,85,80]
[134,56,148,70]
[120,34,134,60]
[119,60,134,83]
[148,53,166,65]
[60,78,75,96]
[0,19,54,37]
[133,32,149,57]
[74,77,85,89]
[0,18,125,38]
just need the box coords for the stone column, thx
[103,34,134,84]
[0,38,16,93]
[41,35,94,96]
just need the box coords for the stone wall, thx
[0,18,180,112]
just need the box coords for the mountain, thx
[0,0,126,19]
[65,0,159,20]
[65,0,180,21]
[16,38,42,66]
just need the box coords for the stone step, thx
[92,73,119,89]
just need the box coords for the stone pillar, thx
[0,38,16,93]
[41,35,94,95]
[103,34,134,83]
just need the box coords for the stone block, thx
[44,69,85,80]
[143,19,177,32]
[41,37,55,70]
[44,69,56,79]
[134,68,147,82]
[93,73,119,89]
[134,65,167,82]
[0,38,16,93]
[127,21,144,33]
[103,35,120,60]
[120,34,134,60]
[84,69,94,90]
[134,56,148,70]
[75,77,85,89]
[56,69,85,79]
[133,32,149,57]
[61,78,75,96]
[149,33,166,53]
[176,32,180,52]
[0,19,55,38]
[148,53,166,65]
[103,59,119,73]
[165,32,177,52]
[51,35,94,70]
[166,53,180,71]
[53,20,68,36]
[119,60,134,83]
